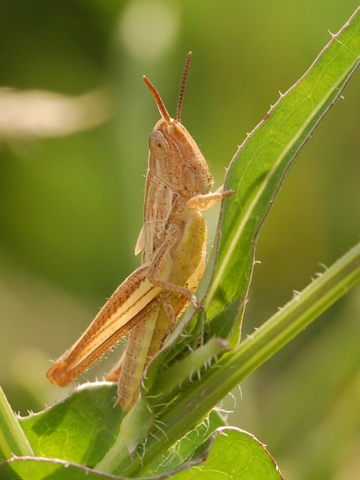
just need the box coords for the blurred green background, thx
[0,1,360,479]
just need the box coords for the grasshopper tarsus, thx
[223,188,236,198]
[188,293,203,312]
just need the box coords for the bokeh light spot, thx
[119,0,180,61]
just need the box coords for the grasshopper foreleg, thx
[186,185,235,211]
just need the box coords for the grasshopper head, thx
[143,53,214,197]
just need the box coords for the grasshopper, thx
[47,53,233,411]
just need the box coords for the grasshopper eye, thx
[149,130,170,159]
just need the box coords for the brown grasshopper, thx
[47,53,233,411]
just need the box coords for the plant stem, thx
[100,241,360,477]
[0,386,33,460]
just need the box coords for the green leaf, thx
[205,6,360,326]
[0,427,283,480]
[171,428,283,480]
[148,337,228,405]
[0,458,121,480]
[19,383,124,467]
[151,410,227,475]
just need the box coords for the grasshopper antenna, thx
[143,76,171,125]
[176,51,192,123]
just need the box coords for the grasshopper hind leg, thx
[113,302,160,411]
[104,296,170,411]
[107,297,178,411]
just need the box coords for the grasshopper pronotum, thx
[47,53,234,411]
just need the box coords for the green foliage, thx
[1,4,360,480]
[1,385,283,479]
[1,389,283,480]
